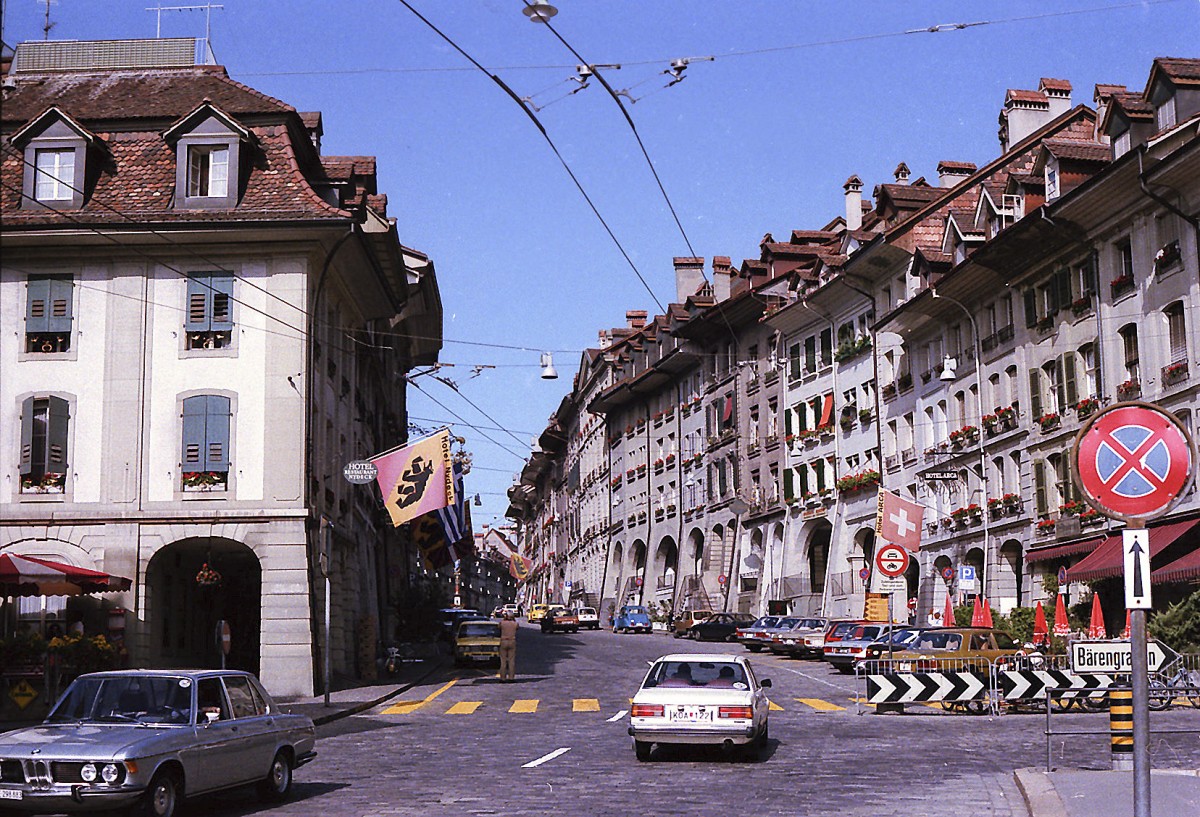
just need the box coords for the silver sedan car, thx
[0,669,316,816]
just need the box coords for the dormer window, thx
[1045,164,1059,201]
[34,148,76,201]
[165,103,252,211]
[1113,129,1131,158]
[1156,95,1176,131]
[187,145,229,198]
[12,107,97,211]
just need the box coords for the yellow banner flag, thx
[369,430,455,528]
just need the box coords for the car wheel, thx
[634,740,652,762]
[258,750,293,802]
[134,769,181,817]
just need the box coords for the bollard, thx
[1110,688,1133,771]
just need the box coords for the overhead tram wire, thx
[522,0,697,260]
[406,377,528,461]
[428,373,529,450]
[394,0,667,314]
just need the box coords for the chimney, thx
[893,163,910,183]
[712,257,733,302]
[1093,84,1125,143]
[937,161,977,188]
[843,175,863,231]
[999,85,1052,151]
[597,328,612,349]
[626,310,647,330]
[673,256,706,303]
[1039,77,1073,119]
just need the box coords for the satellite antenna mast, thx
[146,2,223,47]
[41,0,58,40]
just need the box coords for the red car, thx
[820,619,871,661]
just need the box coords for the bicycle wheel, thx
[1185,671,1200,708]
[1147,679,1173,711]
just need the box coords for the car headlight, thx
[80,763,97,782]
[101,764,121,784]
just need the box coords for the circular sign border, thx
[1072,400,1197,524]
[875,544,910,578]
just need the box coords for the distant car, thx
[438,607,482,640]
[818,619,871,659]
[494,603,520,619]
[614,605,653,634]
[576,607,600,630]
[526,604,551,624]
[687,612,757,642]
[672,609,715,638]
[823,623,892,672]
[628,653,771,762]
[541,608,580,634]
[767,618,828,656]
[455,619,502,666]
[733,615,782,651]
[0,669,315,817]
[853,627,926,669]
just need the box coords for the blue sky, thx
[4,0,1197,528]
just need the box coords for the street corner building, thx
[0,38,443,697]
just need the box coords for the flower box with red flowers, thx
[1036,519,1057,535]
[1110,274,1134,296]
[1116,379,1141,399]
[182,471,227,492]
[1074,397,1100,419]
[1070,296,1092,316]
[1163,360,1189,385]
[1036,413,1060,432]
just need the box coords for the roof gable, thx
[8,105,100,147]
[162,101,253,143]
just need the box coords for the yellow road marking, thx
[850,696,877,708]
[797,698,845,711]
[510,699,539,713]
[573,698,600,712]
[381,679,458,714]
[768,699,784,711]
[446,701,482,714]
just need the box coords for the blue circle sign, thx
[858,567,870,581]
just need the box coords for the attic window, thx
[188,145,229,197]
[34,148,76,201]
[1155,95,1176,131]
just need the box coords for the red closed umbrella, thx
[1087,593,1106,639]
[1121,610,1131,639]
[943,593,955,626]
[1032,600,1049,646]
[1053,593,1071,637]
[980,597,994,628]
[971,595,985,626]
[0,553,131,597]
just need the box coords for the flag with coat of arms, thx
[875,489,925,552]
[368,430,455,527]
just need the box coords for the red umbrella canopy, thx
[1032,600,1049,645]
[1087,593,1107,639]
[1053,593,1071,636]
[0,553,132,597]
[970,595,985,627]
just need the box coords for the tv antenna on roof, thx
[40,0,59,41]
[146,2,224,45]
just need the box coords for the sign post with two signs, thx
[1074,401,1197,814]
[873,544,910,625]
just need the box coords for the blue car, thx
[613,604,652,634]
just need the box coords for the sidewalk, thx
[276,652,451,726]
[1014,767,1200,817]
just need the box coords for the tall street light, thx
[931,289,991,604]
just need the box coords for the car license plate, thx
[669,706,711,722]
[0,789,23,801]
[899,661,913,672]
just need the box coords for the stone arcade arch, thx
[652,535,678,600]
[145,536,261,674]
[997,539,1024,611]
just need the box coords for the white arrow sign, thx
[1123,528,1152,609]
[1071,640,1172,674]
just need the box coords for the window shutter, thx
[784,407,793,437]
[1062,353,1078,407]
[26,277,51,333]
[185,274,212,332]
[1055,269,1072,311]
[19,396,35,475]
[1085,252,1099,294]
[797,466,810,497]
[820,328,833,366]
[204,395,231,471]
[805,337,817,372]
[789,344,802,380]
[783,468,794,501]
[1023,290,1037,327]
[1055,358,1067,412]
[46,396,69,472]
[47,276,73,333]
[1034,460,1047,515]
[182,396,208,467]
[209,274,234,332]
[1028,370,1042,419]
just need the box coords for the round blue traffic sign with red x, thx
[1075,403,1195,520]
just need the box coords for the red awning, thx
[0,553,132,597]
[1025,536,1105,564]
[1065,520,1200,584]
[819,394,834,428]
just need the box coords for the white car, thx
[628,653,771,762]
[576,606,600,630]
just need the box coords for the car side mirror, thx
[761,678,772,688]
[204,710,220,724]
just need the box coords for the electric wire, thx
[406,377,528,461]
[394,0,667,313]
[428,373,529,449]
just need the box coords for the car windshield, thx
[460,623,500,638]
[644,661,749,689]
[580,608,596,615]
[753,616,780,629]
[49,675,193,725]
[799,619,826,629]
[914,632,964,650]
[777,617,802,628]
[625,606,648,615]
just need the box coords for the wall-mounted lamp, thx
[540,352,558,380]
[939,355,958,382]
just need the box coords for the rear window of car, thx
[914,632,963,650]
[625,606,648,615]
[580,608,596,615]
[752,616,780,628]
[460,623,501,638]
[645,661,748,689]
[830,622,860,637]
[799,619,826,629]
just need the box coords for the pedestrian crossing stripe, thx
[380,679,458,714]
[510,699,538,713]
[573,698,600,712]
[797,698,845,711]
[446,701,482,714]
[768,700,784,711]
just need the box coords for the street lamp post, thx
[931,289,991,603]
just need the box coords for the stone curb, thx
[1013,768,1068,817]
[311,657,450,727]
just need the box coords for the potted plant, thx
[859,408,872,424]
[1110,273,1134,296]
[181,471,226,491]
[882,382,897,399]
[1036,519,1057,535]
[1117,379,1141,399]
[20,472,66,493]
[1036,412,1060,432]
[1163,360,1189,385]
[1071,296,1092,316]
[1154,240,1181,272]
[1075,396,1100,418]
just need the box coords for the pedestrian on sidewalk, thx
[499,611,518,682]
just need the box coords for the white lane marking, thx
[607,709,628,722]
[523,747,572,768]
[764,657,857,693]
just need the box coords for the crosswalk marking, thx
[573,698,600,712]
[797,698,845,711]
[380,679,458,715]
[446,701,482,714]
[510,699,539,713]
[768,699,784,711]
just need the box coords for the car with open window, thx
[628,653,771,762]
[0,669,315,817]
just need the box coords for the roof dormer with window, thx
[9,106,103,211]
[163,102,255,210]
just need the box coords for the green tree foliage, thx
[1148,589,1200,652]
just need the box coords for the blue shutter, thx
[181,396,207,467]
[46,396,69,473]
[47,277,73,333]
[204,395,231,472]
[209,274,234,332]
[185,274,212,332]
[26,278,51,333]
[19,396,35,475]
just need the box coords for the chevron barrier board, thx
[999,669,1117,701]
[866,672,987,704]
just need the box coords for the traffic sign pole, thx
[1128,522,1151,815]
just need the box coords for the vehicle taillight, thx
[631,703,664,718]
[718,706,753,719]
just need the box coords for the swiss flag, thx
[875,490,924,552]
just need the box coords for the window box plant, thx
[1036,413,1060,432]
[896,372,913,392]
[1163,360,1189,386]
[1070,296,1092,316]
[664,453,676,465]
[1059,500,1086,516]
[859,408,873,424]
[881,382,897,400]
[1080,508,1103,527]
[1116,379,1141,399]
[1110,274,1134,297]
[181,471,227,492]
[1154,240,1181,272]
[1036,519,1056,535]
[20,472,66,494]
[1036,314,1056,332]
[1075,396,1100,419]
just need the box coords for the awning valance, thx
[1064,520,1200,584]
[1025,536,1105,564]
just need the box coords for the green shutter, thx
[797,466,810,497]
[1062,353,1078,407]
[1028,370,1042,419]
[784,407,793,436]
[185,274,212,332]
[805,337,817,372]
[46,396,69,473]
[1034,460,1047,515]
[820,328,833,366]
[204,395,231,471]
[1085,251,1099,294]
[18,396,35,475]
[47,277,73,333]
[789,344,802,380]
[25,277,51,333]
[1024,290,1038,327]
[783,468,794,501]
[1055,268,1072,311]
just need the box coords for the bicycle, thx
[1148,660,1200,711]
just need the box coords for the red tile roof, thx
[1006,88,1049,106]
[1039,77,1072,93]
[1109,90,1154,121]
[937,160,977,173]
[1151,57,1200,85]
[1041,139,1111,163]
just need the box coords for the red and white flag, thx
[875,490,924,552]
